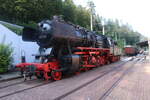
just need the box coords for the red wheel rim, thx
[51,71,62,81]
[44,72,51,81]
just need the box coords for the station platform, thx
[0,71,21,82]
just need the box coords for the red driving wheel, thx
[51,71,62,81]
[100,56,105,65]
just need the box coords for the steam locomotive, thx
[16,16,121,80]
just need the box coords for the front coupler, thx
[16,60,62,81]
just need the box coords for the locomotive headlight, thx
[42,23,51,31]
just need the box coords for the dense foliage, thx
[103,20,143,48]
[0,44,13,73]
[0,0,145,47]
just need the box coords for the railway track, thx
[99,59,138,100]
[0,76,22,83]
[0,57,138,100]
[55,57,136,100]
[0,77,51,99]
[0,78,37,89]
[54,58,138,100]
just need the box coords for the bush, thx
[0,44,13,73]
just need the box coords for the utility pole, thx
[148,38,150,59]
[115,32,118,41]
[102,26,105,35]
[90,14,93,31]
[88,1,95,31]
[123,39,126,46]
[102,20,105,35]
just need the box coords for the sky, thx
[73,0,150,38]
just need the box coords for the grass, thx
[0,68,7,73]
[1,23,23,35]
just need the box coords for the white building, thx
[0,24,39,65]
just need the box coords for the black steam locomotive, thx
[16,16,120,80]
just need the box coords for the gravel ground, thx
[1,57,148,100]
[0,60,126,100]
[105,59,150,100]
[61,59,138,100]
[0,72,21,82]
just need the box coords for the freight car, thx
[16,16,121,81]
[124,46,138,56]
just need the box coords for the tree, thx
[62,0,77,23]
[0,43,13,73]
[0,0,144,47]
